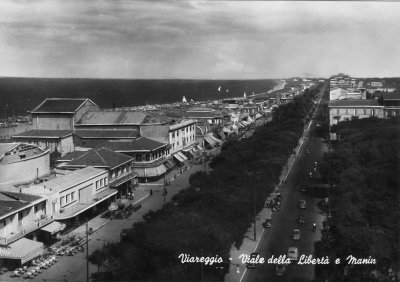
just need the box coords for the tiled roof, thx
[74,129,139,139]
[57,151,89,161]
[100,137,168,152]
[328,99,381,107]
[0,191,42,203]
[13,130,74,138]
[77,111,171,126]
[0,201,28,217]
[0,191,42,217]
[31,98,93,113]
[64,148,134,169]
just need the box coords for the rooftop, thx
[31,98,95,114]
[328,99,381,107]
[74,129,140,139]
[99,137,168,152]
[42,166,106,192]
[77,111,171,126]
[62,148,134,170]
[13,130,74,138]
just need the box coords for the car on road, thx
[298,199,306,209]
[275,264,287,276]
[288,247,299,260]
[246,252,260,269]
[292,229,301,240]
[262,219,272,228]
[296,214,305,224]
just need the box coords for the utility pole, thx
[86,219,89,282]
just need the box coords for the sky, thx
[0,0,399,79]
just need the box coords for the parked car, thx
[287,247,299,260]
[298,199,306,209]
[262,219,272,228]
[292,229,301,240]
[275,264,287,276]
[296,214,305,224]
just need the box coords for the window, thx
[71,192,75,201]
[100,179,104,187]
[66,194,70,203]
[60,197,65,206]
[104,178,108,185]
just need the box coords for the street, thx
[242,86,329,282]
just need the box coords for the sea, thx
[0,77,278,137]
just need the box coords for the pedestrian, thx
[127,192,131,199]
[150,189,153,196]
[131,192,134,200]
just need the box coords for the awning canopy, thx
[177,151,188,161]
[210,135,222,143]
[203,136,217,147]
[217,131,226,140]
[0,238,44,264]
[40,221,66,235]
[164,159,175,169]
[173,153,185,163]
[135,164,167,178]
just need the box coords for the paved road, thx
[243,86,329,282]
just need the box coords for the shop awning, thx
[173,153,185,163]
[164,159,175,170]
[204,136,216,147]
[0,238,44,264]
[40,221,66,235]
[177,151,188,161]
[217,132,226,140]
[210,135,222,143]
[135,164,167,178]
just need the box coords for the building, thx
[0,143,50,187]
[98,137,171,181]
[328,100,384,126]
[12,130,75,157]
[31,98,99,130]
[37,166,117,222]
[169,119,197,156]
[56,147,137,197]
[75,111,172,143]
[73,129,140,148]
[184,107,225,125]
[0,191,50,267]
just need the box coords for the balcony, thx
[0,215,53,245]
[109,171,138,188]
[132,156,166,168]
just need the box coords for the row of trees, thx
[316,117,400,281]
[89,85,321,281]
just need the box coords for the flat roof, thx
[43,166,106,192]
